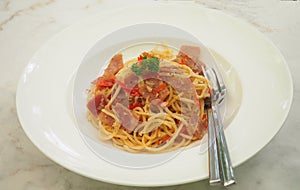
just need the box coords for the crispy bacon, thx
[103,54,124,79]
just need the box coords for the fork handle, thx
[211,103,236,186]
[208,109,221,184]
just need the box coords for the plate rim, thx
[16,2,294,186]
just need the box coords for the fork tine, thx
[211,68,226,104]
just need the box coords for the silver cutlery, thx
[207,108,221,184]
[202,65,236,187]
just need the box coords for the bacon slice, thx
[112,103,138,132]
[175,45,205,74]
[179,45,200,63]
[186,111,200,135]
[159,75,193,92]
[103,54,124,79]
[124,73,139,88]
[149,98,167,113]
[159,65,185,74]
[87,94,108,116]
[99,112,114,126]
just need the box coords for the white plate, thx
[16,2,293,186]
[72,23,233,169]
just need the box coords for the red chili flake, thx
[129,86,141,96]
[129,103,142,110]
[138,55,144,61]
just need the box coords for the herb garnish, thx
[131,56,159,76]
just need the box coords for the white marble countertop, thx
[1,0,299,189]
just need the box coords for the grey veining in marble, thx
[1,0,299,189]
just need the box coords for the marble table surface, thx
[1,0,299,189]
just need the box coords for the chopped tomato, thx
[138,55,144,61]
[94,77,115,91]
[161,135,171,143]
[180,54,189,65]
[152,83,167,95]
[97,77,115,89]
[130,86,141,97]
[97,77,115,87]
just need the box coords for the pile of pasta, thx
[86,45,211,153]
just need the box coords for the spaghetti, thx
[86,45,210,153]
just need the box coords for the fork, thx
[203,66,236,186]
